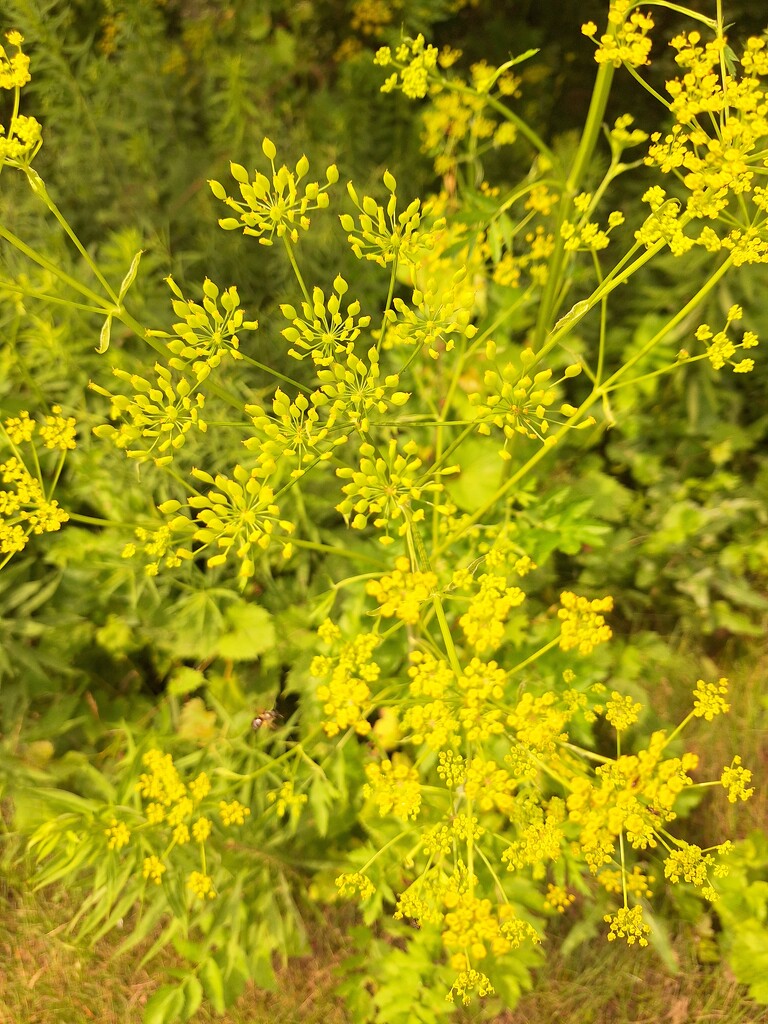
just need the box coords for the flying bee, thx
[252,708,281,731]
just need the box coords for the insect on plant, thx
[251,708,281,730]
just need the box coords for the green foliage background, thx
[1,1,767,1022]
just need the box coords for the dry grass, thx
[2,881,767,1024]
[1,645,766,1024]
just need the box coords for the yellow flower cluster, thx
[566,731,698,870]
[105,750,253,901]
[209,138,339,246]
[363,757,422,819]
[446,969,494,1006]
[245,387,344,479]
[471,344,587,458]
[720,756,754,803]
[335,438,432,541]
[582,3,654,69]
[663,841,731,902]
[638,30,768,261]
[457,657,507,740]
[91,363,206,467]
[187,871,215,900]
[171,463,295,579]
[0,408,74,562]
[692,676,730,720]
[317,346,409,434]
[604,904,650,945]
[312,630,381,736]
[267,781,308,819]
[5,407,75,450]
[280,275,371,365]
[692,306,758,374]
[350,0,395,37]
[604,692,643,731]
[384,274,477,360]
[336,871,375,899]
[502,798,565,871]
[544,884,576,913]
[493,223,557,289]
[104,818,131,851]
[558,591,614,655]
[506,692,570,759]
[0,32,41,169]
[366,556,437,624]
[560,200,625,253]
[122,521,189,577]
[463,757,515,815]
[340,173,438,270]
[219,799,250,826]
[146,276,258,373]
[374,35,439,100]
[456,572,525,652]
[0,455,69,557]
[0,30,30,89]
[143,854,166,885]
[598,865,654,899]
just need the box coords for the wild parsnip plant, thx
[1,2,765,1019]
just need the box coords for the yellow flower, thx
[188,871,216,900]
[605,692,643,731]
[692,677,730,720]
[363,757,421,819]
[192,816,212,842]
[604,904,650,945]
[142,855,166,885]
[218,800,250,826]
[209,138,338,245]
[544,884,576,913]
[104,818,131,851]
[336,871,375,900]
[558,591,613,655]
[720,756,754,803]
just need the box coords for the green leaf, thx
[217,603,276,661]
[143,984,185,1024]
[97,313,113,354]
[138,918,181,970]
[118,249,144,302]
[200,957,226,1014]
[444,437,503,512]
[167,666,206,697]
[181,976,203,1021]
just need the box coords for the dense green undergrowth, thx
[1,1,768,1021]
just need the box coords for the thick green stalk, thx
[533,59,616,347]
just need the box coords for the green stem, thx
[0,280,109,316]
[533,58,616,346]
[437,256,733,555]
[238,354,313,394]
[24,169,120,303]
[289,538,388,568]
[431,592,462,678]
[507,635,559,676]
[0,224,113,309]
[663,710,695,750]
[282,237,310,305]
